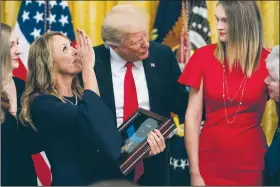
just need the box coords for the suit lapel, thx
[94,47,117,121]
[143,50,161,113]
[95,45,162,123]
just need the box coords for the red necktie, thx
[123,62,144,183]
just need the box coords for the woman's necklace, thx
[222,64,247,124]
[63,93,78,105]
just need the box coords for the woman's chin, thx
[12,62,19,70]
[73,66,82,75]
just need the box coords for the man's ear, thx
[110,45,120,53]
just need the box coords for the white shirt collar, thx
[109,47,142,69]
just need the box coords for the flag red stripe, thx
[31,153,52,186]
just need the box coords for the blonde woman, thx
[20,30,121,185]
[1,23,38,185]
[179,1,270,186]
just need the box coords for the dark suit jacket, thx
[93,41,189,186]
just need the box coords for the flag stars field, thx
[22,11,30,22]
[25,1,32,5]
[59,1,68,9]
[33,11,44,24]
[30,28,41,40]
[36,1,45,7]
[49,1,58,8]
[59,15,69,27]
[47,13,57,24]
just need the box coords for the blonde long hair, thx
[214,1,264,77]
[20,32,83,129]
[1,23,13,124]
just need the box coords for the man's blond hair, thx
[101,4,149,47]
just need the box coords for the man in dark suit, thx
[92,4,189,186]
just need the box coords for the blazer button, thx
[97,149,100,152]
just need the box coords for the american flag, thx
[13,0,75,185]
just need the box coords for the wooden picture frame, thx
[118,108,175,176]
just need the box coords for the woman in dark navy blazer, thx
[20,29,121,186]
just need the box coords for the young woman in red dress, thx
[178,1,270,186]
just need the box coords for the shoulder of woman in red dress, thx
[199,43,216,51]
[194,44,217,56]
[261,47,271,57]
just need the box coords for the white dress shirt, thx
[110,48,150,127]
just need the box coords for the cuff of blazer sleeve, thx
[83,89,100,98]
